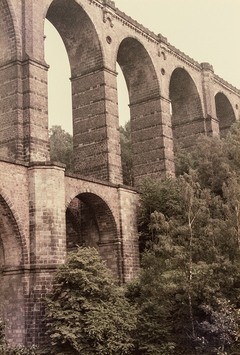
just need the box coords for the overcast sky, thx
[45,0,240,133]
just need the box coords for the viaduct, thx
[1,0,240,347]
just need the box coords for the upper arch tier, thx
[1,0,240,186]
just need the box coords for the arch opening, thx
[116,63,133,186]
[66,193,121,281]
[170,68,204,149]
[117,62,130,127]
[117,37,162,186]
[46,0,103,77]
[45,0,105,177]
[46,0,119,180]
[44,19,72,135]
[117,37,160,105]
[0,194,25,345]
[215,92,236,138]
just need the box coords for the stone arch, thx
[169,67,204,149]
[66,192,121,281]
[215,92,236,138]
[46,0,122,183]
[0,195,23,267]
[117,37,160,105]
[117,37,164,186]
[46,0,103,77]
[0,192,26,344]
[0,188,28,266]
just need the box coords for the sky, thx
[44,0,240,133]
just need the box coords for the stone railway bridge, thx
[0,0,240,346]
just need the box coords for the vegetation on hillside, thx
[131,122,240,354]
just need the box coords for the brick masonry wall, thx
[28,164,66,265]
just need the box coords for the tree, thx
[49,123,134,182]
[49,125,74,172]
[132,124,240,353]
[197,299,240,354]
[133,173,240,354]
[43,247,136,355]
[120,122,134,186]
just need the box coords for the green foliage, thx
[134,125,240,354]
[49,122,134,183]
[120,122,134,186]
[119,121,134,186]
[43,247,136,355]
[196,299,240,354]
[49,125,73,172]
[138,176,180,252]
[0,320,4,347]
[0,319,37,355]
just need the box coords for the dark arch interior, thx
[66,193,121,280]
[215,92,236,138]
[0,194,25,343]
[0,195,23,268]
[170,68,204,149]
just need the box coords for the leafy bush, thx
[132,126,240,354]
[0,319,37,355]
[43,247,137,355]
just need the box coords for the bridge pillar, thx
[0,61,23,161]
[26,163,66,344]
[201,62,220,137]
[72,67,122,184]
[118,187,140,282]
[22,58,50,162]
[131,96,175,187]
[0,0,50,164]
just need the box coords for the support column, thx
[0,0,50,163]
[118,187,139,282]
[26,163,66,344]
[0,58,50,163]
[201,62,219,137]
[0,61,24,161]
[130,96,175,187]
[72,67,122,184]
[22,58,50,162]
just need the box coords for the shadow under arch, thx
[0,193,26,344]
[215,92,236,138]
[117,37,166,186]
[66,192,122,282]
[170,67,204,149]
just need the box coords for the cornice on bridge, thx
[89,0,240,95]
